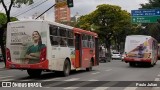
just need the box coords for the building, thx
[55,4,71,24]
[71,12,80,22]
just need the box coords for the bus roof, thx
[74,28,98,37]
[127,35,151,37]
[8,20,74,29]
[8,20,98,37]
[126,35,157,41]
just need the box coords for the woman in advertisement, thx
[25,31,46,64]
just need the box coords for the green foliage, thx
[140,0,160,9]
[139,0,160,42]
[0,13,18,26]
[0,0,34,22]
[76,4,133,51]
[10,17,18,21]
[0,13,7,25]
[13,0,34,8]
[76,14,93,30]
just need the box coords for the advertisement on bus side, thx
[8,24,46,64]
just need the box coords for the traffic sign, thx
[131,9,160,16]
[132,16,160,23]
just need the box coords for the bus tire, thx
[27,69,42,77]
[62,60,71,76]
[150,63,154,67]
[129,62,135,67]
[86,60,93,71]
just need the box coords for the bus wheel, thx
[86,60,93,71]
[27,69,42,77]
[62,60,71,76]
[129,62,135,67]
[150,63,154,67]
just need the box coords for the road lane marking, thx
[157,74,160,77]
[154,78,160,81]
[1,79,14,81]
[63,87,79,90]
[88,79,99,81]
[123,87,137,90]
[0,76,14,79]
[105,69,112,71]
[65,78,80,81]
[152,87,160,90]
[42,87,50,88]
[92,87,109,90]
[92,72,100,75]
[41,78,61,81]
[20,79,34,81]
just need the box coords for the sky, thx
[0,0,149,21]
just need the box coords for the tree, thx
[76,4,133,58]
[140,0,160,9]
[139,0,160,42]
[76,14,93,30]
[0,0,33,66]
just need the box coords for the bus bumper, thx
[6,60,49,70]
[124,57,151,63]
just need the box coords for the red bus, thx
[6,20,99,77]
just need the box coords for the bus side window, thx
[49,25,58,36]
[91,36,95,48]
[82,34,88,47]
[50,36,60,46]
[88,35,93,48]
[60,38,67,47]
[67,30,74,47]
[68,38,74,47]
[49,25,60,46]
[68,30,74,38]
[59,28,67,37]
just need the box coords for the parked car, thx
[111,52,121,60]
[121,53,126,61]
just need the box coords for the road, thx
[0,60,160,90]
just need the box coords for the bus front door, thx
[75,34,82,68]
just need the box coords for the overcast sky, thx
[0,0,149,21]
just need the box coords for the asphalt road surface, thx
[0,60,160,90]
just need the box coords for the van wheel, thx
[62,60,71,76]
[27,69,42,77]
[86,60,93,71]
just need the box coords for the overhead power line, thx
[13,0,48,17]
[36,4,56,19]
[11,0,46,16]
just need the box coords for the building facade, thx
[55,5,71,24]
